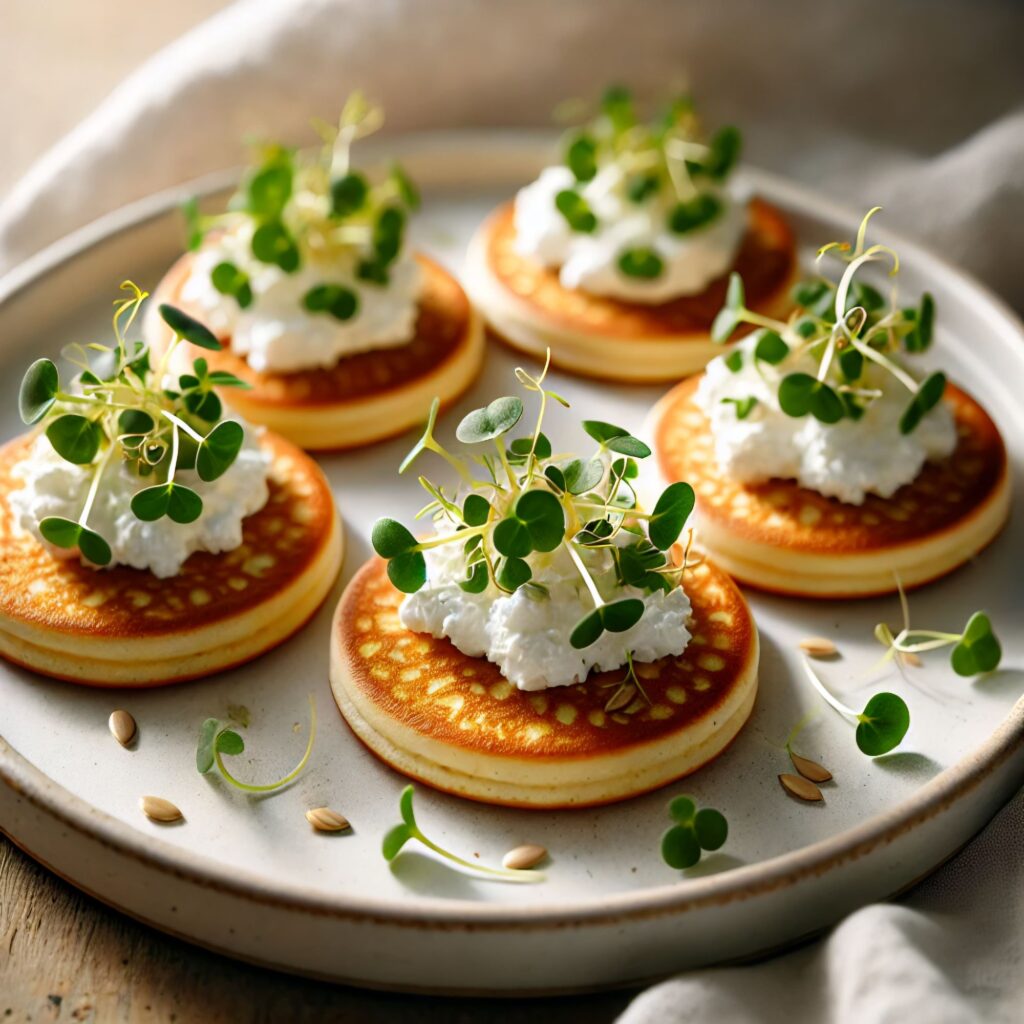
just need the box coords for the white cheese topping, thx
[694,337,958,504]
[9,428,271,578]
[399,523,691,691]
[179,223,422,373]
[512,163,747,304]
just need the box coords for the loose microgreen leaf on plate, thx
[382,785,544,882]
[196,695,316,793]
[799,658,910,756]
[874,583,1002,677]
[661,795,729,870]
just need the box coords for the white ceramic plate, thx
[1,133,1022,995]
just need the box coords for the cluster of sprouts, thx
[552,87,741,281]
[713,208,943,432]
[17,282,246,566]
[184,92,419,322]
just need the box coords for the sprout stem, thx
[215,694,317,793]
[411,829,543,883]
[800,658,857,721]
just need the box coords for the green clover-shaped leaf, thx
[582,421,651,458]
[722,396,758,420]
[950,611,1001,676]
[697,125,741,180]
[667,194,721,234]
[899,371,946,435]
[661,825,701,869]
[562,457,605,495]
[462,494,491,527]
[753,330,789,365]
[159,304,221,350]
[196,718,219,773]
[565,133,598,182]
[570,598,645,650]
[330,171,368,218]
[303,283,359,322]
[554,189,598,233]
[456,397,524,443]
[251,220,300,273]
[496,556,532,591]
[46,414,102,465]
[39,516,113,566]
[216,729,245,756]
[904,292,935,353]
[19,358,59,424]
[131,483,203,524]
[648,481,695,550]
[247,158,293,219]
[618,247,664,280]
[778,373,845,424]
[210,261,253,309]
[855,692,910,756]
[197,420,244,482]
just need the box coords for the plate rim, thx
[1,129,1022,930]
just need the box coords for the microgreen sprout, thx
[17,282,250,566]
[875,580,1002,677]
[712,208,944,433]
[661,795,728,870]
[799,658,910,756]
[382,785,544,883]
[196,694,316,793]
[184,91,419,312]
[553,86,741,280]
[371,352,696,656]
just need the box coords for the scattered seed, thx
[605,683,636,712]
[899,651,923,668]
[799,637,838,658]
[779,773,823,802]
[140,796,183,823]
[502,844,547,870]
[788,750,833,783]
[108,709,137,747]
[305,807,351,832]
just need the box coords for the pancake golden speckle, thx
[0,431,343,685]
[652,376,1010,597]
[330,556,759,808]
[149,252,483,451]
[465,198,797,382]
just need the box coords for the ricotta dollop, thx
[513,163,747,304]
[179,224,422,374]
[10,428,271,578]
[399,524,691,691]
[695,337,958,504]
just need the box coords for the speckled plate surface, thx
[1,133,1022,994]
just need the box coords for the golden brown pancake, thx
[329,556,759,808]
[149,252,483,451]
[0,431,343,686]
[652,376,1011,598]
[464,198,798,382]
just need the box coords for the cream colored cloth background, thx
[0,1,1021,1020]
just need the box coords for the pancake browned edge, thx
[652,376,1011,598]
[148,252,484,451]
[0,432,343,686]
[329,557,759,809]
[463,197,797,383]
